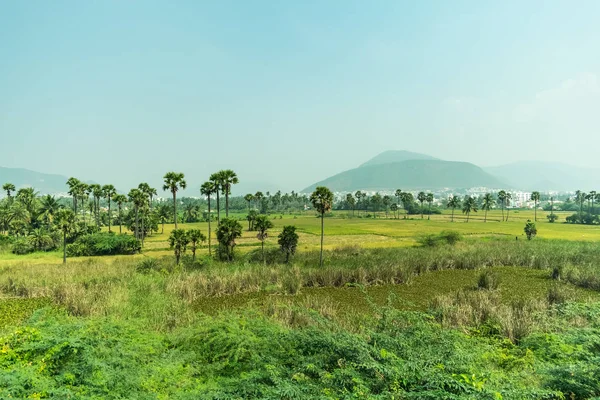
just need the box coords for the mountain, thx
[359,150,440,167]
[484,161,600,192]
[302,159,506,192]
[0,167,75,196]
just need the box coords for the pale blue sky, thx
[1,1,599,193]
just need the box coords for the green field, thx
[2,211,600,398]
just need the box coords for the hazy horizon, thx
[2,1,600,192]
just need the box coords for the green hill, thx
[359,150,439,167]
[302,160,506,192]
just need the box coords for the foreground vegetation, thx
[1,237,600,398]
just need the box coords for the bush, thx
[136,257,162,274]
[418,231,462,247]
[11,238,35,255]
[546,214,559,223]
[67,233,141,257]
[547,285,569,305]
[477,269,500,290]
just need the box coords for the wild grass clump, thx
[136,257,162,274]
[430,289,546,342]
[547,285,570,306]
[477,269,500,290]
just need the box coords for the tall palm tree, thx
[88,184,102,227]
[530,191,541,222]
[162,172,187,229]
[400,192,414,218]
[505,192,513,222]
[587,191,596,219]
[446,195,461,222]
[481,193,495,223]
[2,183,16,200]
[426,193,434,220]
[254,191,264,214]
[55,208,75,264]
[210,172,223,223]
[219,169,239,217]
[102,185,117,232]
[497,191,507,222]
[201,181,217,255]
[244,193,254,212]
[575,190,586,221]
[128,188,145,241]
[595,192,600,217]
[112,194,127,234]
[66,177,81,212]
[156,202,171,234]
[138,183,157,210]
[77,182,89,221]
[394,189,402,219]
[310,186,334,267]
[417,192,426,219]
[354,191,363,216]
[16,187,39,217]
[462,196,478,222]
[346,193,356,216]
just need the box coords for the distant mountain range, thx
[3,151,598,197]
[0,167,73,196]
[302,151,599,193]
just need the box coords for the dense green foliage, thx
[66,233,141,257]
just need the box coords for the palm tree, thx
[168,229,189,264]
[183,202,199,223]
[394,189,402,219]
[462,196,478,222]
[355,191,363,216]
[426,193,434,220]
[254,215,273,264]
[201,181,217,255]
[162,172,187,229]
[254,191,264,213]
[66,177,80,212]
[310,186,334,267]
[88,184,102,228]
[156,202,172,234]
[497,191,507,222]
[446,195,461,222]
[102,185,117,232]
[55,208,75,264]
[575,190,586,222]
[530,191,541,222]
[481,193,495,223]
[400,192,414,218]
[595,192,600,217]
[113,194,127,234]
[244,193,254,212]
[77,182,89,221]
[210,172,223,223]
[505,192,513,222]
[587,191,596,219]
[39,195,61,228]
[187,229,206,261]
[2,183,16,200]
[417,192,426,219]
[383,195,392,219]
[216,218,243,261]
[219,169,238,217]
[128,188,145,241]
[390,203,398,219]
[346,193,356,216]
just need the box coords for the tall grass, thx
[1,238,599,331]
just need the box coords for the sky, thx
[1,0,600,194]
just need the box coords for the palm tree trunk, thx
[173,191,178,229]
[63,231,67,264]
[141,211,145,248]
[506,208,510,222]
[451,207,454,222]
[225,187,229,217]
[135,206,139,240]
[534,201,537,222]
[108,198,112,232]
[320,213,324,267]
[262,240,265,265]
[216,191,221,224]
[119,206,122,234]
[467,212,470,222]
[207,195,212,255]
[428,204,431,220]
[501,204,505,222]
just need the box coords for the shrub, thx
[524,220,537,240]
[551,265,563,280]
[547,285,569,305]
[11,238,35,255]
[439,230,462,245]
[136,257,162,274]
[477,269,500,290]
[66,233,141,257]
[546,214,559,223]
[418,231,462,247]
